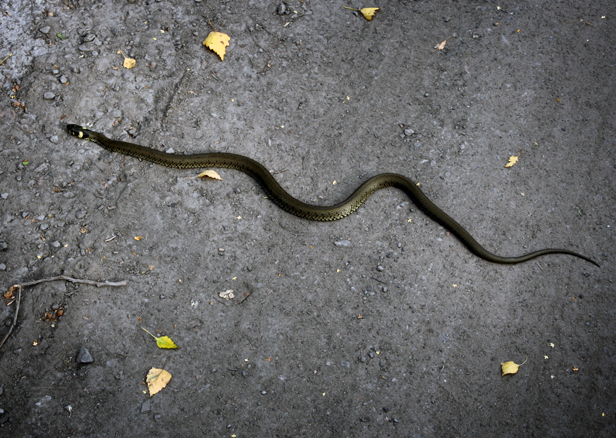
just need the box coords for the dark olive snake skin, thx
[67,124,598,266]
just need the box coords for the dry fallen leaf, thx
[141,327,179,349]
[117,50,136,69]
[343,6,380,21]
[434,37,452,51]
[360,7,380,20]
[3,286,16,301]
[505,150,523,168]
[219,290,235,300]
[147,367,172,397]
[198,170,222,180]
[203,31,230,61]
[501,357,528,377]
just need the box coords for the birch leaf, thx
[203,31,230,61]
[117,50,136,69]
[198,170,222,180]
[155,336,178,349]
[505,150,523,168]
[343,6,380,21]
[141,327,179,349]
[147,368,172,396]
[360,7,380,20]
[501,357,528,376]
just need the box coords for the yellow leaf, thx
[141,327,179,349]
[501,357,528,377]
[434,37,452,51]
[123,57,136,69]
[134,236,143,241]
[155,336,179,349]
[147,367,172,396]
[343,6,380,21]
[117,50,136,69]
[504,150,523,168]
[203,31,230,61]
[360,8,380,21]
[197,170,222,180]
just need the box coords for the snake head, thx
[66,124,93,140]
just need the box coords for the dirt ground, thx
[1,0,614,436]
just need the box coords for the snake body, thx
[66,124,598,266]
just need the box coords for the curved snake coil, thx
[67,124,598,266]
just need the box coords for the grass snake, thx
[67,124,598,267]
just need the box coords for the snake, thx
[66,124,599,267]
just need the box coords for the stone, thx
[76,347,93,364]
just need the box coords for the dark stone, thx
[76,346,93,364]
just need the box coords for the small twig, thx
[0,53,12,65]
[371,276,387,285]
[17,275,127,288]
[262,58,271,73]
[238,289,253,305]
[0,286,21,349]
[0,275,127,350]
[161,356,172,372]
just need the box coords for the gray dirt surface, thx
[0,0,614,436]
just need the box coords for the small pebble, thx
[341,361,350,368]
[76,347,93,364]
[43,91,55,100]
[334,240,351,247]
[377,265,384,272]
[277,4,286,15]
[39,26,51,34]
[75,210,87,219]
[1,193,7,199]
[0,263,6,271]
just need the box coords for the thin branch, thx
[0,275,127,350]
[17,275,127,288]
[0,285,21,349]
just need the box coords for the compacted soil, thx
[0,1,614,436]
